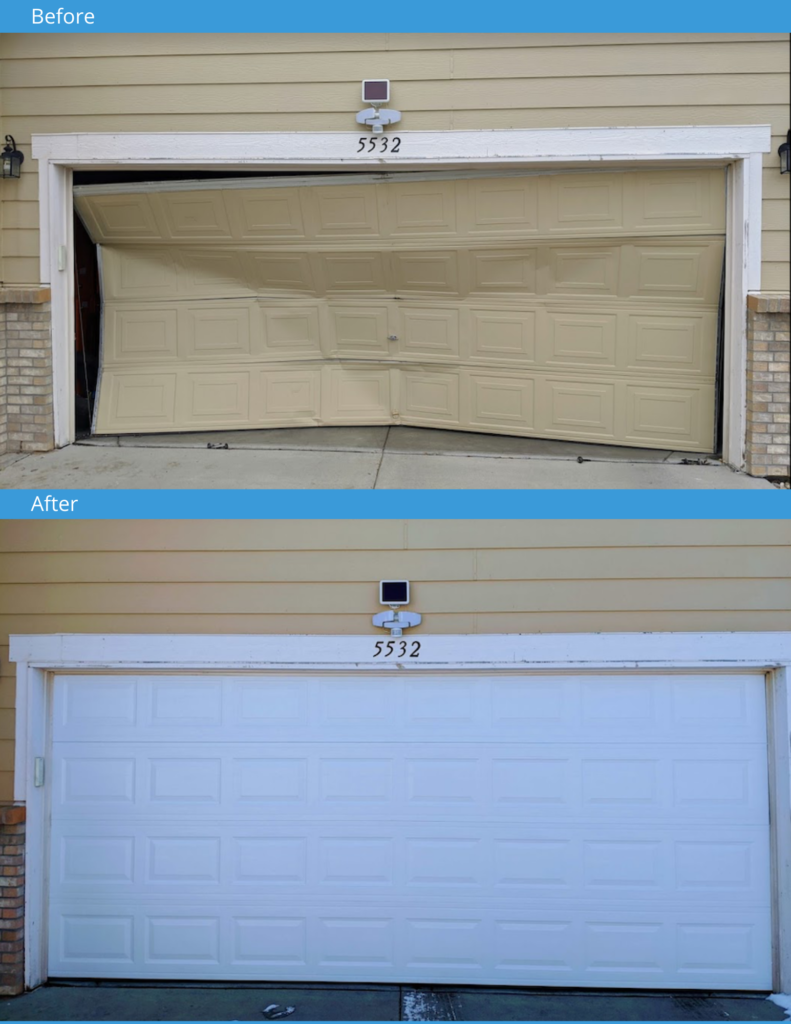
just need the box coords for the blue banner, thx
[3,489,789,519]
[2,0,790,32]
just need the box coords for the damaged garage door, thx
[74,169,725,450]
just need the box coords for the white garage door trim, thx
[10,630,791,992]
[32,125,771,466]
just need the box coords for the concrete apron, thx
[0,426,775,489]
[0,982,787,1022]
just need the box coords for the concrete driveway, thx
[0,427,776,489]
[0,983,787,1022]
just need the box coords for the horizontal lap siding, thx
[0,34,788,287]
[0,518,788,800]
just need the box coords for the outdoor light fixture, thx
[356,80,402,134]
[1,136,24,179]
[373,580,421,637]
[779,131,790,174]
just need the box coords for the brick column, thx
[0,287,54,456]
[0,806,25,996]
[745,293,790,481]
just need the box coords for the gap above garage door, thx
[75,169,725,450]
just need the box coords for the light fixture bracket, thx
[372,609,422,638]
[779,130,790,174]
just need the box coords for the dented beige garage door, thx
[75,169,725,450]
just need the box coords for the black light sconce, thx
[1,136,24,179]
[779,130,791,175]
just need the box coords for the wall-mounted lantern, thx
[1,136,24,179]
[779,130,790,175]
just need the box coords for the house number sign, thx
[373,640,421,658]
[357,136,402,154]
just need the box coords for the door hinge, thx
[33,757,45,787]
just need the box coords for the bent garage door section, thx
[75,169,725,451]
[49,671,771,987]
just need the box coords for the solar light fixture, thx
[380,580,410,607]
[779,130,790,174]
[373,580,421,636]
[1,136,24,179]
[362,80,390,105]
[356,80,401,134]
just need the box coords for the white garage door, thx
[48,671,771,988]
[75,168,725,451]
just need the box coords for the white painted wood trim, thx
[31,126,772,165]
[10,631,791,672]
[768,667,791,993]
[31,126,770,455]
[10,629,791,993]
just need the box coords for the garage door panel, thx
[469,309,536,365]
[545,245,621,297]
[398,307,461,361]
[47,904,772,987]
[49,671,771,988]
[401,370,461,425]
[324,366,392,423]
[81,171,724,450]
[177,371,251,428]
[540,378,617,440]
[467,372,536,432]
[625,170,727,234]
[624,242,723,304]
[246,251,316,295]
[151,190,234,243]
[319,251,389,294]
[260,305,322,358]
[468,249,537,295]
[304,185,380,239]
[542,311,619,369]
[624,383,715,449]
[98,372,178,432]
[627,312,716,376]
[392,250,461,296]
[181,303,254,360]
[75,193,161,244]
[179,249,253,298]
[50,740,769,825]
[223,186,306,241]
[110,306,180,363]
[465,176,540,237]
[384,179,458,237]
[52,673,767,745]
[49,820,771,907]
[329,305,391,358]
[543,173,625,235]
[100,246,181,301]
[258,367,322,422]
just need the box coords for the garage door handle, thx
[388,335,399,341]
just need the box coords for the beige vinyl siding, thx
[0,33,788,289]
[1,518,789,801]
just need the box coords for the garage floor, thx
[0,983,787,1022]
[0,426,775,489]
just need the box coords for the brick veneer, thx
[0,806,25,996]
[745,293,791,481]
[0,288,53,457]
